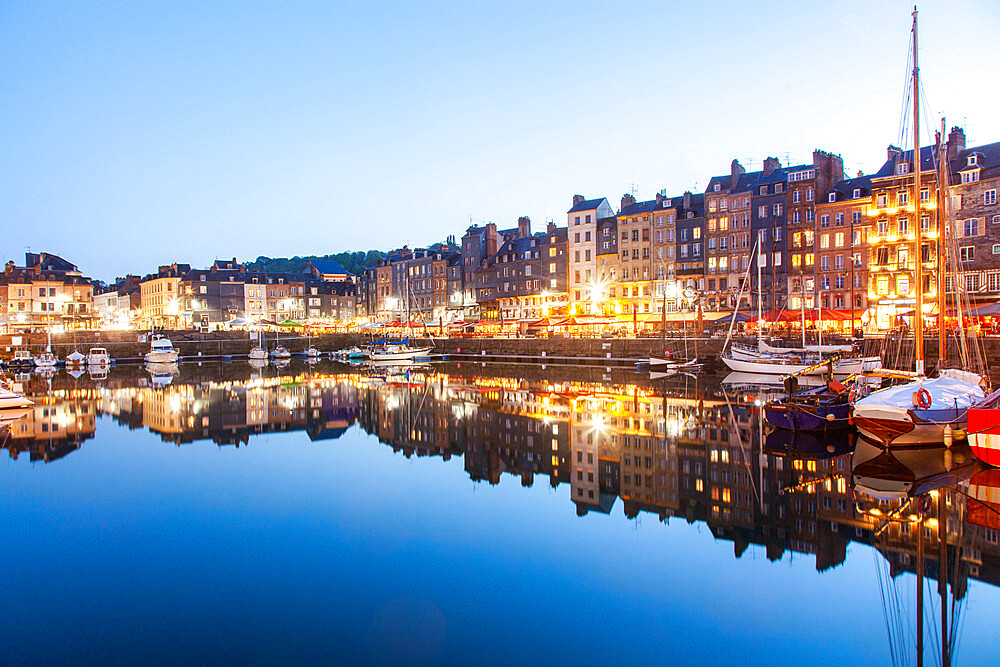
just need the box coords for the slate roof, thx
[951,141,1000,179]
[308,259,353,276]
[568,197,608,213]
[872,145,937,179]
[826,175,874,202]
[619,199,660,216]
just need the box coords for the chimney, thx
[621,193,636,210]
[517,216,531,238]
[654,192,664,207]
[857,170,864,178]
[683,191,692,210]
[763,157,781,176]
[887,145,902,163]
[948,126,966,162]
[730,159,745,189]
[485,223,498,257]
[572,194,585,207]
[547,221,556,235]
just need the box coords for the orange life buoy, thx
[914,388,932,410]
[918,494,932,514]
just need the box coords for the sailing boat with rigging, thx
[852,7,988,447]
[721,236,879,376]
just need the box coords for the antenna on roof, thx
[784,152,791,166]
[628,182,639,197]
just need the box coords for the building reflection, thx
[2,364,998,594]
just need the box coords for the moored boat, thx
[86,347,111,366]
[851,369,986,447]
[0,384,33,410]
[967,388,1000,466]
[764,380,853,431]
[145,334,180,363]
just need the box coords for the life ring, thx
[848,388,856,404]
[918,494,932,514]
[914,388,932,410]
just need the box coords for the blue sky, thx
[2,0,999,281]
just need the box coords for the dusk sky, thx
[3,0,999,282]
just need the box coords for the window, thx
[835,275,845,289]
[773,203,783,216]
[990,273,1000,292]
[835,232,845,247]
[759,185,767,195]
[820,214,830,227]
[853,188,861,199]
[964,218,980,237]
[758,205,767,218]
[967,274,980,292]
[986,190,997,205]
[805,253,814,266]
[877,220,889,235]
[877,276,889,295]
[962,170,980,184]
[835,213,844,226]
[806,188,814,201]
[773,252,782,266]
[992,244,1000,255]
[774,227,783,241]
[960,246,974,263]
[820,234,830,249]
[820,256,829,270]
[774,183,784,193]
[897,275,910,295]
[896,162,909,175]
[805,210,814,223]
[876,194,888,208]
[898,217,909,234]
[828,192,836,203]
[792,211,801,224]
[898,190,908,205]
[792,190,801,203]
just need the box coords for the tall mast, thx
[938,117,949,367]
[912,6,925,375]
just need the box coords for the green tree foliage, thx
[249,250,386,276]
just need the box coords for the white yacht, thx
[270,345,291,360]
[145,334,180,363]
[65,350,86,366]
[34,348,58,368]
[86,348,111,366]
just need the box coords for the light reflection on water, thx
[2,361,999,665]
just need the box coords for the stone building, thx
[814,174,874,314]
[566,195,614,314]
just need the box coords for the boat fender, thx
[848,388,856,404]
[980,376,990,391]
[826,413,835,422]
[913,388,932,410]
[953,428,967,441]
[943,424,953,448]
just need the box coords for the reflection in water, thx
[5,362,1000,662]
[3,364,999,593]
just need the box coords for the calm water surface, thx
[2,361,999,665]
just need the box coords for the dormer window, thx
[759,185,767,195]
[828,193,836,203]
[968,155,978,166]
[896,162,909,175]
[853,188,861,199]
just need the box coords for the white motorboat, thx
[86,347,111,366]
[145,334,180,363]
[852,369,985,447]
[66,350,86,366]
[270,345,291,360]
[0,384,33,410]
[303,347,321,359]
[0,405,32,427]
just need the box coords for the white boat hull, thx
[0,388,33,410]
[145,350,179,363]
[852,375,985,446]
[369,347,432,362]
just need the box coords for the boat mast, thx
[913,5,925,375]
[937,117,949,368]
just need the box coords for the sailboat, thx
[852,8,988,447]
[34,326,58,368]
[720,238,878,376]
[248,330,268,362]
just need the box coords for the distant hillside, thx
[248,250,386,276]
